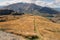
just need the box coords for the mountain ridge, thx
[4,3,59,14]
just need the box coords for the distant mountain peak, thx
[1,3,59,15]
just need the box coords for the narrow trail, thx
[33,15,43,40]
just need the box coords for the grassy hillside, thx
[0,14,60,40]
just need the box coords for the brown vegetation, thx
[0,14,60,40]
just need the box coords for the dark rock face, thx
[0,9,14,15]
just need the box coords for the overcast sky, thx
[0,0,60,8]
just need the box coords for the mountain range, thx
[0,3,60,20]
[3,3,59,15]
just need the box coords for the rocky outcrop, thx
[0,31,26,40]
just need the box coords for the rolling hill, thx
[0,14,60,40]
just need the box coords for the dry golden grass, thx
[0,14,60,40]
[35,15,60,40]
[0,15,36,37]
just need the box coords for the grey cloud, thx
[0,0,60,8]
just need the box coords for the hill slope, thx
[0,14,60,40]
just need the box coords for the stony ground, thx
[0,31,27,40]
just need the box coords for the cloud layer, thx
[0,0,60,8]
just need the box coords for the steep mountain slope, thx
[5,3,42,13]
[4,3,59,16]
[0,14,60,40]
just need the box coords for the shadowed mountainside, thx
[0,9,14,15]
